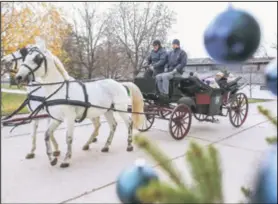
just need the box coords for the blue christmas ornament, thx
[116,159,159,204]
[204,5,261,64]
[265,58,277,96]
[251,144,277,203]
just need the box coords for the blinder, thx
[21,47,48,82]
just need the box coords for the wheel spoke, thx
[180,124,187,133]
[177,127,181,138]
[173,125,178,135]
[236,114,240,126]
[171,121,177,128]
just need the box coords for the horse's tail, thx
[121,82,144,129]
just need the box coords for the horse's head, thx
[15,38,49,84]
[1,45,35,83]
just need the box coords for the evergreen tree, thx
[133,105,277,203]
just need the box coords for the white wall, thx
[241,85,277,100]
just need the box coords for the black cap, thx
[172,39,180,46]
[152,40,161,46]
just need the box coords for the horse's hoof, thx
[60,163,70,168]
[82,145,90,151]
[101,147,109,152]
[50,158,58,166]
[92,138,97,143]
[126,146,134,152]
[53,151,61,157]
[25,153,35,159]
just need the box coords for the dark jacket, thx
[147,47,167,74]
[166,48,187,74]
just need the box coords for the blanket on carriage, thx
[179,72,243,97]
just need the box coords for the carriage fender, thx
[177,97,196,109]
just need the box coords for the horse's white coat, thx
[15,38,144,167]
[1,48,100,159]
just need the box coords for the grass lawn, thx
[1,92,29,116]
[248,98,274,104]
[1,83,26,90]
[1,86,274,116]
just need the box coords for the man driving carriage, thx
[156,39,188,98]
[144,40,168,77]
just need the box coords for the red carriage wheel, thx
[229,93,249,128]
[138,101,155,132]
[193,113,208,121]
[169,104,192,140]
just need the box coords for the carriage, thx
[135,71,249,140]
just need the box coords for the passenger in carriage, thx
[144,40,168,77]
[156,39,188,98]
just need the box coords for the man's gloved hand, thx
[143,61,149,67]
[149,65,154,71]
[171,69,178,74]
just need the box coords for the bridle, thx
[21,47,48,82]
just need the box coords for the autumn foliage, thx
[1,2,72,60]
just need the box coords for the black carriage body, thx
[134,71,242,116]
[177,77,223,116]
[134,72,157,96]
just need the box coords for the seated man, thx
[156,39,188,97]
[144,40,167,78]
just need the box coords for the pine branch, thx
[265,136,277,144]
[186,142,223,203]
[135,134,224,203]
[241,186,252,198]
[137,180,200,203]
[257,105,277,126]
[134,134,186,188]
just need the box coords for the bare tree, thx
[67,3,108,79]
[271,33,277,50]
[94,31,133,80]
[106,2,176,78]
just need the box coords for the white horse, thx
[1,46,101,160]
[15,39,144,168]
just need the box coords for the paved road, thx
[1,101,277,203]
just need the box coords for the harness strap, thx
[123,85,131,96]
[42,81,66,122]
[75,81,89,123]
[2,98,30,121]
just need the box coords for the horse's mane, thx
[49,51,72,80]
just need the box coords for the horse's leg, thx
[46,117,60,156]
[50,133,60,157]
[45,119,62,166]
[101,111,117,153]
[60,116,75,168]
[25,120,39,159]
[118,112,134,152]
[82,117,101,151]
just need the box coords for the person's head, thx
[152,40,161,51]
[172,39,180,49]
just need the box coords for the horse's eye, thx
[33,54,43,65]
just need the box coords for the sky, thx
[56,1,277,58]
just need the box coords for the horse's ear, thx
[19,47,28,58]
[35,37,47,52]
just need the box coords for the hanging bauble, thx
[204,5,261,64]
[251,144,277,203]
[116,159,159,204]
